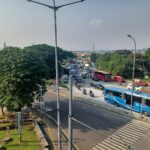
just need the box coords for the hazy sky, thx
[0,0,150,51]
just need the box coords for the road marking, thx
[91,120,150,150]
[104,138,127,149]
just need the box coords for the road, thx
[39,87,150,150]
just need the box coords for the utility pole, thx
[127,34,136,114]
[4,42,6,49]
[17,111,22,143]
[93,41,95,53]
[39,85,43,113]
[26,1,86,149]
[68,75,73,150]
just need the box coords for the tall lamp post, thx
[127,34,136,114]
[26,0,85,149]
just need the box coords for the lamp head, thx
[127,34,132,38]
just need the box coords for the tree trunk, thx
[0,106,5,116]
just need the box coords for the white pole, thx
[68,75,73,150]
[127,34,136,114]
[52,2,61,149]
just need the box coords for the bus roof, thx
[94,70,111,75]
[105,87,150,99]
[105,87,124,93]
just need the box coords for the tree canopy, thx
[96,49,150,79]
[0,44,75,111]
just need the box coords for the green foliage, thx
[24,44,75,78]
[0,125,41,150]
[145,48,150,72]
[0,47,48,111]
[90,53,99,63]
[96,50,149,79]
[0,44,74,111]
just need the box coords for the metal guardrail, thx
[34,121,49,150]
[30,107,79,150]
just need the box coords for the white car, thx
[127,83,143,91]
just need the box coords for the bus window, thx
[105,74,111,79]
[106,90,113,95]
[133,96,142,104]
[112,91,122,98]
[125,94,131,105]
[145,99,150,107]
[106,90,122,98]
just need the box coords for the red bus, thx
[92,70,112,82]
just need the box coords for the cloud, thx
[90,19,102,28]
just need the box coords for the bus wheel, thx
[114,102,119,107]
[142,111,148,117]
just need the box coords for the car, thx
[114,75,125,83]
[135,81,148,87]
[127,83,143,91]
[92,77,100,81]
[76,77,83,83]
[74,75,83,83]
[61,74,68,83]
[90,82,104,90]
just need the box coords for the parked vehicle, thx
[61,75,68,83]
[114,76,125,83]
[90,82,104,90]
[81,72,87,79]
[92,70,112,82]
[104,87,150,116]
[127,83,143,91]
[92,77,100,81]
[135,81,149,87]
[75,75,83,83]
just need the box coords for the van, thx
[61,75,69,83]
[114,76,125,83]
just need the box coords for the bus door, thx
[124,94,133,109]
[132,96,142,112]
[141,98,150,116]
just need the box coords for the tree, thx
[0,47,49,111]
[145,48,150,72]
[24,44,75,78]
[90,53,99,63]
[96,50,146,78]
[0,44,75,111]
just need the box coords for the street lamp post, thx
[26,0,85,149]
[127,34,136,114]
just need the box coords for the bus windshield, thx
[105,74,111,79]
[145,99,150,107]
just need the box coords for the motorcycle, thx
[89,90,94,97]
[83,88,87,95]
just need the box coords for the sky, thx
[0,0,150,51]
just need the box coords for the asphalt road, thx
[36,86,150,150]
[43,88,136,150]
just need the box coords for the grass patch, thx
[0,125,41,150]
[0,122,15,127]
[59,82,69,89]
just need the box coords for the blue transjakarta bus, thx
[104,87,150,116]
